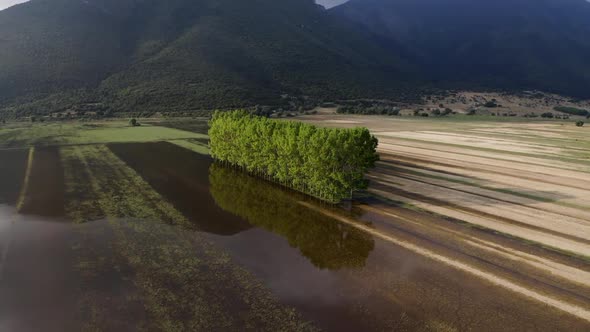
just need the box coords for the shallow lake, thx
[0,143,588,331]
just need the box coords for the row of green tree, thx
[209,111,379,203]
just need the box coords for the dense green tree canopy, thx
[209,111,379,203]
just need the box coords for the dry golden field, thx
[302,115,590,323]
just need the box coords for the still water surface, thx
[0,143,588,331]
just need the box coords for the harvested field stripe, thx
[369,187,590,257]
[379,138,590,171]
[16,147,34,212]
[300,201,590,323]
[377,162,560,204]
[461,129,590,152]
[382,130,577,157]
[372,169,590,224]
[360,205,590,304]
[464,239,590,287]
[379,154,590,209]
[359,204,590,294]
[379,150,590,192]
[370,175,590,241]
[379,141,590,177]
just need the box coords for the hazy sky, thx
[0,0,350,11]
[317,0,349,8]
[0,0,27,10]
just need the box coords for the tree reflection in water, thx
[209,163,375,270]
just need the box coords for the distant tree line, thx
[209,111,380,203]
[553,106,590,117]
[337,105,400,116]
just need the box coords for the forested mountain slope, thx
[331,0,590,98]
[1,0,590,117]
[0,0,130,103]
[0,0,413,115]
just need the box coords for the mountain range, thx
[1,0,589,117]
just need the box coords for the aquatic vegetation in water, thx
[61,144,318,331]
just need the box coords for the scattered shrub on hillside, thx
[467,109,477,115]
[484,100,498,108]
[576,121,585,127]
[541,112,554,118]
[129,118,141,127]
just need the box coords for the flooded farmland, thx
[1,138,590,331]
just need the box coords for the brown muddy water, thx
[1,144,589,331]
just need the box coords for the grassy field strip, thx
[73,126,207,145]
[378,144,590,190]
[168,139,209,155]
[300,201,590,324]
[369,173,590,242]
[381,163,590,219]
[0,123,208,149]
[379,153,590,209]
[378,138,590,172]
[15,147,34,212]
[368,187,590,257]
[374,169,590,225]
[63,145,188,225]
